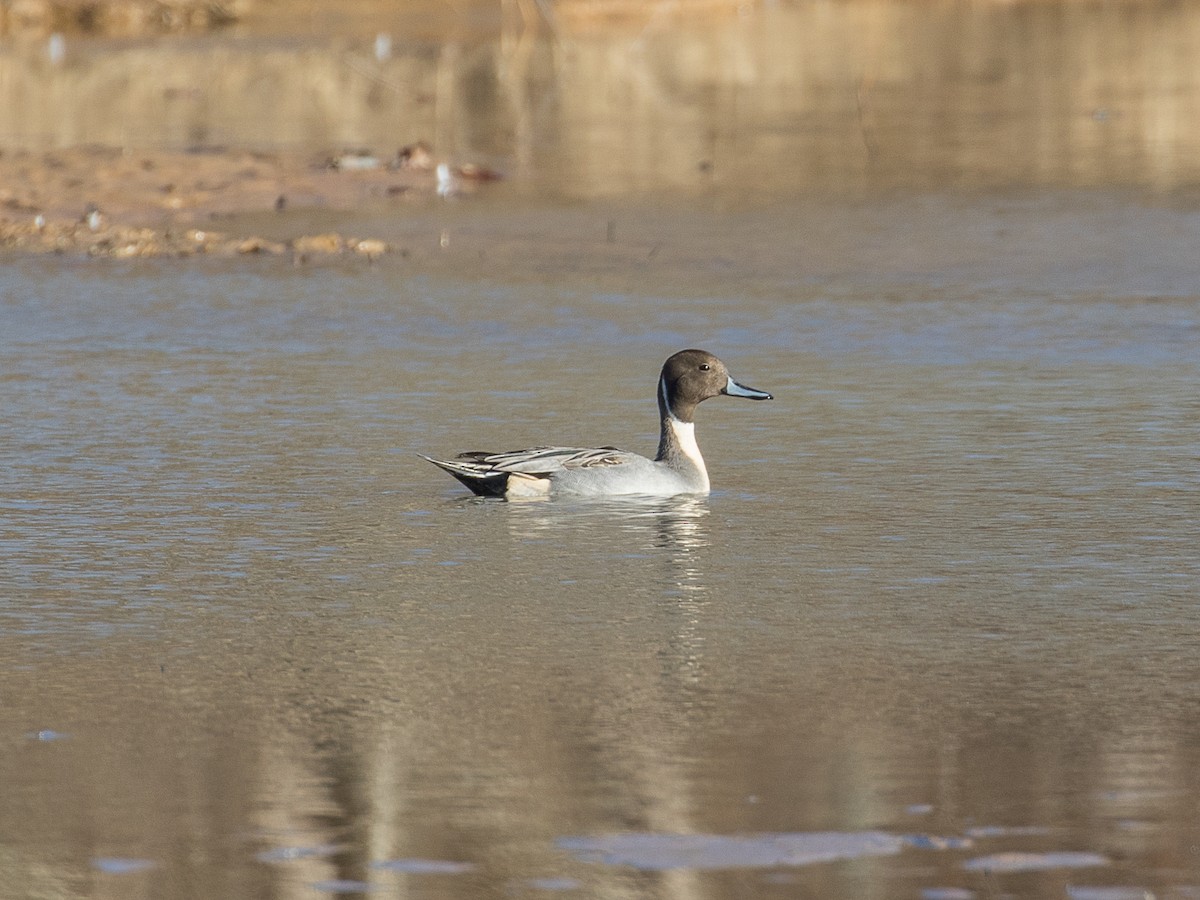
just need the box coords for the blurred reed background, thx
[1,0,1198,197]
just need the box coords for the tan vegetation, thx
[0,0,251,35]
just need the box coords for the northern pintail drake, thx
[422,349,772,498]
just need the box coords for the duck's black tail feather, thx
[420,454,509,497]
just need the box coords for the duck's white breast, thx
[548,457,702,497]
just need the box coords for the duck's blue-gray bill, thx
[723,377,773,400]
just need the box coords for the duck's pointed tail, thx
[420,454,510,497]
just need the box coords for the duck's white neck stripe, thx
[665,417,709,490]
[668,416,701,460]
[658,374,708,489]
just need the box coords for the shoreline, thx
[0,143,485,259]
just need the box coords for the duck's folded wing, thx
[460,446,632,475]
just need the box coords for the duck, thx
[422,349,772,498]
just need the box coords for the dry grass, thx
[0,0,249,35]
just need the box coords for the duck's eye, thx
[699,364,711,371]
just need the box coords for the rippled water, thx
[1,190,1198,897]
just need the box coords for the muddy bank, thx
[0,143,497,258]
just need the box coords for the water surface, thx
[2,191,1198,897]
[4,1,1200,894]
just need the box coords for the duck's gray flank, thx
[423,349,772,498]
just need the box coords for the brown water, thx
[2,191,1199,897]
[4,3,1200,899]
